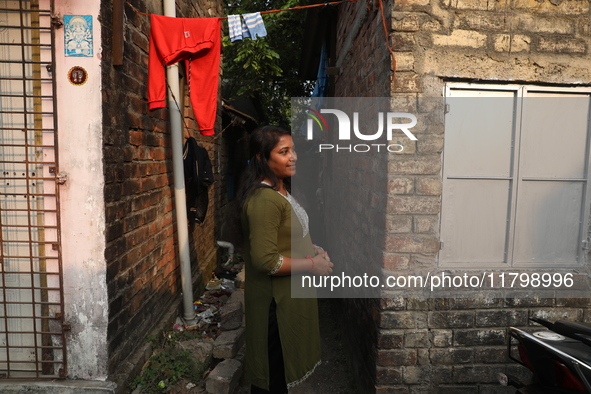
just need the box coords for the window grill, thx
[0,0,67,379]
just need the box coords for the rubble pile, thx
[132,257,246,394]
[173,265,246,394]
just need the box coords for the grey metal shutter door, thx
[440,90,516,266]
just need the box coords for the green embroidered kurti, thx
[242,187,321,390]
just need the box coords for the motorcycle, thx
[498,317,591,393]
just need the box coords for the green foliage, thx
[131,331,207,393]
[223,0,314,126]
[132,347,205,394]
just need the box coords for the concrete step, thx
[0,380,117,394]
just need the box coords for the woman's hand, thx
[310,251,333,275]
[313,245,324,256]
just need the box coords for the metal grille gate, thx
[0,0,67,379]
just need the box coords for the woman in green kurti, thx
[238,126,334,393]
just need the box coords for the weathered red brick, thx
[387,196,440,214]
[383,252,410,270]
[384,234,440,253]
[378,349,418,367]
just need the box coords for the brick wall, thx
[377,297,591,392]
[386,0,591,98]
[334,1,392,97]
[322,1,396,391]
[326,0,591,392]
[100,0,223,375]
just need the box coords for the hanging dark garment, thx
[183,137,214,224]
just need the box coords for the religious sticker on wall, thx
[64,15,93,57]
[68,66,88,86]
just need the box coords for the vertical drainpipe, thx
[162,0,197,325]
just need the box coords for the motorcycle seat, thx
[553,319,591,340]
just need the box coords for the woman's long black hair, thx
[231,125,295,248]
[236,125,292,210]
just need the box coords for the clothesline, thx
[137,0,397,128]
[127,0,395,78]
[221,0,359,19]
[127,0,360,18]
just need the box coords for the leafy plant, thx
[222,0,314,126]
[131,333,206,393]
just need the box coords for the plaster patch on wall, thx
[64,258,109,379]
[421,50,591,83]
[85,195,99,213]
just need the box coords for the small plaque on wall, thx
[64,15,93,57]
[68,66,88,86]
